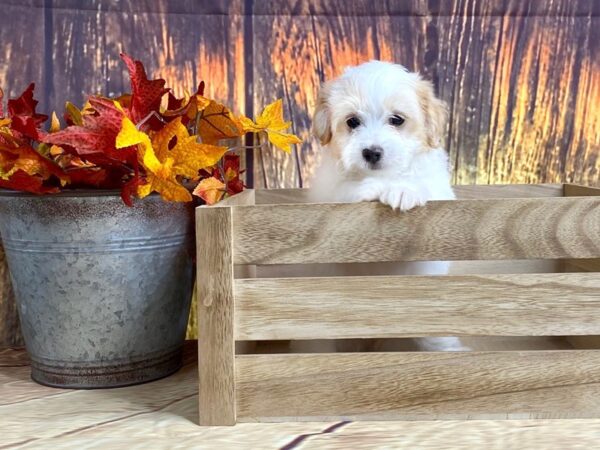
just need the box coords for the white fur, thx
[309,60,469,352]
[309,60,455,209]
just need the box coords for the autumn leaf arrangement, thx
[0,53,301,206]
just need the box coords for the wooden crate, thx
[195,184,600,425]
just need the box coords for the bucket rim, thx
[0,188,123,198]
[0,188,172,199]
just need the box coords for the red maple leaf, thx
[222,154,245,195]
[6,83,48,141]
[120,53,169,128]
[43,96,137,165]
[64,167,109,187]
[196,153,245,200]
[163,81,205,126]
[119,157,142,207]
[0,170,58,194]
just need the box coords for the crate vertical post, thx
[197,206,236,426]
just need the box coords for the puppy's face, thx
[313,61,447,176]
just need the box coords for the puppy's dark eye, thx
[346,116,361,129]
[389,115,405,126]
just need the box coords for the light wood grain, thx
[218,189,256,207]
[254,184,564,205]
[298,419,600,449]
[232,197,600,264]
[255,188,314,205]
[234,273,600,340]
[453,183,564,199]
[236,350,600,421]
[187,190,256,339]
[224,190,258,279]
[561,185,600,276]
[196,206,236,426]
[8,347,600,448]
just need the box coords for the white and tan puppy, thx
[310,60,455,209]
[307,61,466,352]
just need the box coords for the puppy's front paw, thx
[380,187,428,211]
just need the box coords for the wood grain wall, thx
[252,0,599,188]
[0,0,598,347]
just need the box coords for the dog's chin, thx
[341,159,412,179]
[366,161,383,171]
[338,162,393,180]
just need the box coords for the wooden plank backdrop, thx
[252,0,599,188]
[0,0,598,346]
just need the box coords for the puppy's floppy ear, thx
[416,78,448,149]
[312,81,333,145]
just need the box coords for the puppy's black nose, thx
[362,146,383,164]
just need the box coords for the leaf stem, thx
[135,111,166,130]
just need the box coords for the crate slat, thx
[253,184,565,205]
[235,273,600,340]
[232,197,600,264]
[453,184,564,199]
[197,207,236,426]
[236,350,600,421]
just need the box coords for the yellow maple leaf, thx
[239,99,301,153]
[116,117,190,201]
[151,116,190,162]
[115,116,161,172]
[116,115,227,203]
[152,117,228,178]
[138,158,192,202]
[192,176,225,205]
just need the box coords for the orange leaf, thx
[192,176,225,205]
[197,98,244,144]
[0,141,67,192]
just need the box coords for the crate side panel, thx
[232,197,600,264]
[236,351,600,421]
[234,273,600,340]
[253,184,565,205]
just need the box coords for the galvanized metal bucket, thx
[0,190,194,388]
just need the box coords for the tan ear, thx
[312,81,333,145]
[416,78,448,149]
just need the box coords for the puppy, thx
[309,60,454,209]
[306,61,467,352]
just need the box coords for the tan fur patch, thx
[312,81,333,145]
[416,79,448,149]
